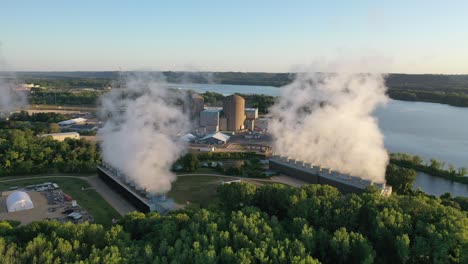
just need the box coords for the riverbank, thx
[390,153,468,184]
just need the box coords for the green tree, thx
[48,123,60,133]
[385,164,416,194]
[181,153,200,172]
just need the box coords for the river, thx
[173,83,468,196]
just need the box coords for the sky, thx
[1,0,467,73]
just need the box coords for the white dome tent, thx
[6,191,34,212]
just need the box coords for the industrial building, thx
[6,191,34,212]
[181,133,197,142]
[254,118,268,132]
[269,155,392,196]
[200,109,221,133]
[39,132,80,141]
[245,108,259,119]
[199,132,231,145]
[58,118,87,126]
[97,164,174,214]
[223,95,246,131]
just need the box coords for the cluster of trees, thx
[0,129,100,176]
[385,164,417,194]
[201,91,225,106]
[1,111,73,137]
[197,152,258,161]
[220,158,269,178]
[390,153,468,184]
[239,94,276,114]
[176,153,267,179]
[0,183,466,263]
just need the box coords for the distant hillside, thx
[10,71,468,107]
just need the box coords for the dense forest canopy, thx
[0,128,100,176]
[0,183,466,263]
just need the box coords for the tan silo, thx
[189,93,205,118]
[223,94,246,131]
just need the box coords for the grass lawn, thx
[175,167,220,175]
[0,177,120,227]
[168,176,239,206]
[168,175,274,207]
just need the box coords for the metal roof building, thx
[200,132,231,144]
[6,191,34,212]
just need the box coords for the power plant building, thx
[223,95,246,131]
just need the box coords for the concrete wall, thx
[269,157,367,194]
[270,159,318,184]
[97,166,152,213]
[200,110,220,127]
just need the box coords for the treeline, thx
[9,111,72,123]
[201,92,275,114]
[0,183,466,263]
[29,90,102,105]
[1,111,69,135]
[15,72,468,107]
[390,153,468,184]
[0,129,100,176]
[388,89,468,107]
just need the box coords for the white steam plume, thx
[0,75,27,112]
[269,71,389,183]
[0,52,27,112]
[98,74,191,194]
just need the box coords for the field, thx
[168,175,274,207]
[0,177,120,226]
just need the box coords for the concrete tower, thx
[223,94,246,131]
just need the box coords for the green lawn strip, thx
[0,177,120,226]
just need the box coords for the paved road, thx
[0,174,308,215]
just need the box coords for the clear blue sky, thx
[1,0,467,73]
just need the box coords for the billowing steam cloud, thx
[98,75,191,194]
[269,71,389,182]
